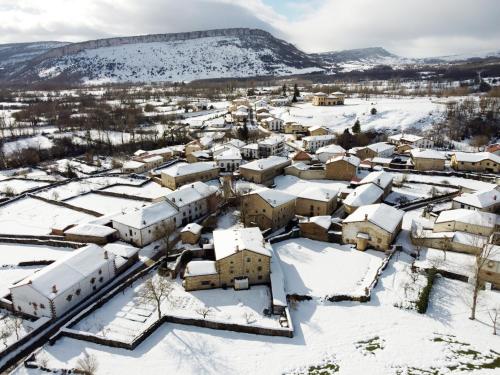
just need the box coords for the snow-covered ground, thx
[71,275,280,343]
[0,243,74,265]
[0,179,50,196]
[385,183,457,205]
[274,238,385,298]
[270,98,445,134]
[0,196,96,235]
[14,256,500,375]
[64,193,150,216]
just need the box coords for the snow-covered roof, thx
[410,149,446,160]
[298,186,338,202]
[214,147,242,161]
[303,135,336,142]
[366,142,395,153]
[213,227,272,260]
[181,222,203,235]
[104,242,139,259]
[435,209,497,229]
[111,201,178,229]
[149,147,173,155]
[13,244,115,299]
[327,155,360,167]
[122,160,145,169]
[242,143,259,150]
[262,116,282,123]
[308,215,333,229]
[359,170,393,189]
[343,183,383,207]
[64,223,116,237]
[259,137,284,146]
[371,157,393,164]
[142,155,164,163]
[160,162,218,177]
[166,181,217,208]
[316,144,345,155]
[453,187,500,209]
[388,133,424,143]
[251,188,295,207]
[134,149,147,156]
[240,156,290,171]
[453,152,500,163]
[343,203,404,233]
[184,260,217,276]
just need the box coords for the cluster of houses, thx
[6,91,500,324]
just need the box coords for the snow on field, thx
[64,193,149,215]
[0,179,50,196]
[2,135,53,155]
[36,176,146,201]
[0,309,49,351]
[17,261,500,375]
[72,275,280,343]
[270,98,445,134]
[0,243,74,266]
[274,238,385,298]
[274,175,348,196]
[0,196,96,235]
[101,181,171,200]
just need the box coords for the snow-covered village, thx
[0,1,499,374]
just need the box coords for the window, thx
[246,258,251,262]
[75,289,81,296]
[99,277,104,282]
[257,266,262,271]
[93,286,97,291]
[258,275,263,280]
[201,281,210,286]
[129,229,133,236]
[66,294,73,302]
[40,304,45,309]
[98,270,102,275]
[258,258,261,262]
[90,277,96,284]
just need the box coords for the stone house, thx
[433,209,498,237]
[183,227,272,291]
[388,133,434,149]
[325,155,360,181]
[160,162,219,189]
[450,152,500,173]
[312,92,345,106]
[353,142,395,160]
[316,144,346,163]
[343,183,384,214]
[299,216,333,242]
[261,117,284,132]
[241,143,259,160]
[239,156,291,186]
[342,203,404,251]
[296,186,338,217]
[358,170,393,198]
[258,137,285,158]
[302,135,336,152]
[241,188,296,231]
[64,224,118,245]
[410,149,446,171]
[284,122,309,135]
[180,223,203,245]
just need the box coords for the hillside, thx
[4,29,323,84]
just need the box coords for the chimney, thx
[52,285,58,294]
[104,251,109,260]
[364,214,368,221]
[494,195,497,201]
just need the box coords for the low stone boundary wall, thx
[59,311,293,351]
[394,190,460,211]
[0,237,83,248]
[92,189,153,202]
[30,194,101,217]
[384,167,497,183]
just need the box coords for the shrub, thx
[416,267,438,314]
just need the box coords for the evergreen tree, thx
[371,107,377,115]
[293,83,300,98]
[282,84,287,97]
[352,119,361,133]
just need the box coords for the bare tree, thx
[195,306,212,319]
[470,242,497,320]
[487,305,500,335]
[5,315,23,340]
[76,352,99,375]
[0,324,11,348]
[138,275,173,320]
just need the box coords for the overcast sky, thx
[0,0,499,57]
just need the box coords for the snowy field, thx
[0,266,43,297]
[0,179,50,196]
[15,256,500,375]
[0,243,74,265]
[64,193,150,215]
[270,97,446,134]
[71,275,280,343]
[0,196,96,235]
[274,238,385,298]
[392,172,496,192]
[36,176,146,201]
[101,181,172,200]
